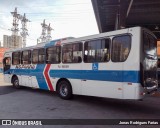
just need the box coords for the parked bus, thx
[3,27,158,100]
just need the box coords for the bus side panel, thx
[66,79,82,95]
[122,27,144,99]
[82,80,123,99]
[31,76,40,88]
[17,75,22,85]
[81,63,123,99]
[4,74,12,83]
[50,64,82,95]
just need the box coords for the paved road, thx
[0,74,10,86]
[0,73,160,128]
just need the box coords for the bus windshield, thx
[143,32,157,59]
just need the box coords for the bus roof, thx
[5,26,152,53]
[61,26,141,44]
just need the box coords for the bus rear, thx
[140,28,158,94]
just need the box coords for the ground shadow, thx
[0,85,18,95]
[73,95,160,118]
[8,86,160,118]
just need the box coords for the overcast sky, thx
[0,0,99,46]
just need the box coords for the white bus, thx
[3,27,158,100]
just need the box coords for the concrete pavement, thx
[0,73,11,86]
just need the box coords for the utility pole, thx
[11,7,21,48]
[46,23,53,42]
[20,13,30,48]
[39,19,48,43]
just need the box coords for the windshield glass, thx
[142,31,158,91]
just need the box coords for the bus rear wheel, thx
[12,77,20,89]
[57,80,72,100]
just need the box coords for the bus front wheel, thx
[57,80,72,100]
[12,77,20,89]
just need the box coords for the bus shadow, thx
[20,86,57,96]
[13,86,160,118]
[0,85,18,95]
[73,95,160,118]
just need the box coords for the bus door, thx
[3,57,11,82]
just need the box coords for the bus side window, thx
[73,43,82,63]
[12,51,21,65]
[62,43,82,63]
[38,48,45,64]
[32,49,38,64]
[46,46,61,64]
[21,50,31,64]
[111,35,131,62]
[84,38,110,63]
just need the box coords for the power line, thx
[0,10,92,15]
[28,37,37,41]
[17,2,90,8]
[26,11,92,15]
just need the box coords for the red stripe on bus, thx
[44,64,54,91]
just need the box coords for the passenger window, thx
[62,43,82,63]
[111,35,131,62]
[21,50,31,64]
[84,38,110,63]
[12,52,20,65]
[38,48,45,63]
[32,49,38,64]
[46,46,61,64]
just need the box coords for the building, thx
[3,35,22,49]
[0,47,8,68]
[3,35,10,48]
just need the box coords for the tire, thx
[12,77,20,89]
[57,80,72,100]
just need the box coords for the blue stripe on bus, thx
[49,70,140,83]
[4,68,140,86]
[32,64,49,90]
[5,64,49,90]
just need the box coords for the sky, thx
[0,0,99,47]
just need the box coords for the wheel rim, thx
[14,80,19,87]
[60,84,68,97]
